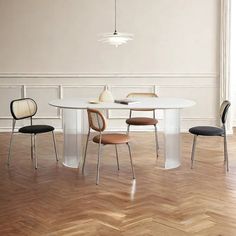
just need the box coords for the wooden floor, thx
[1,130,236,236]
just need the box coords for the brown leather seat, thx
[126,117,158,126]
[93,133,130,145]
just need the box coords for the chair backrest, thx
[10,98,37,120]
[127,93,158,112]
[87,109,106,132]
[220,100,231,124]
[127,93,158,99]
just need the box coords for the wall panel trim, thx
[0,74,219,132]
[0,73,218,79]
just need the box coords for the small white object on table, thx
[49,97,195,169]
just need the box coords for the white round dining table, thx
[49,97,195,169]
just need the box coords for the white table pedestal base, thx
[63,109,87,168]
[62,108,181,170]
[164,109,181,169]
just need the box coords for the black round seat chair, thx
[8,98,58,169]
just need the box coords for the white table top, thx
[49,97,195,110]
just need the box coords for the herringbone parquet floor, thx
[1,131,236,236]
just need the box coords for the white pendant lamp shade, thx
[99,0,133,47]
[99,32,133,48]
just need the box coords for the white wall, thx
[0,0,221,131]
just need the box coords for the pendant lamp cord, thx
[114,0,117,34]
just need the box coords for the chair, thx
[189,100,231,171]
[126,93,159,158]
[82,108,135,185]
[8,98,58,169]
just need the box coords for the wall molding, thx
[0,72,218,79]
[0,75,219,132]
[0,73,219,92]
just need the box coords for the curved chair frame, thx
[190,100,231,171]
[82,109,135,185]
[126,93,159,158]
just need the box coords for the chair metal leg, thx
[127,124,130,135]
[127,143,135,179]
[96,141,103,185]
[7,132,14,166]
[33,134,38,169]
[30,117,33,160]
[191,135,197,169]
[31,134,33,160]
[82,129,90,174]
[52,131,58,162]
[224,134,229,172]
[154,124,159,158]
[7,119,16,166]
[115,145,120,171]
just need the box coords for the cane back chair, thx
[8,98,58,169]
[82,108,135,185]
[126,93,159,158]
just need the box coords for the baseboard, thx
[233,120,236,127]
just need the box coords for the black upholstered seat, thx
[19,125,54,134]
[189,126,224,136]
